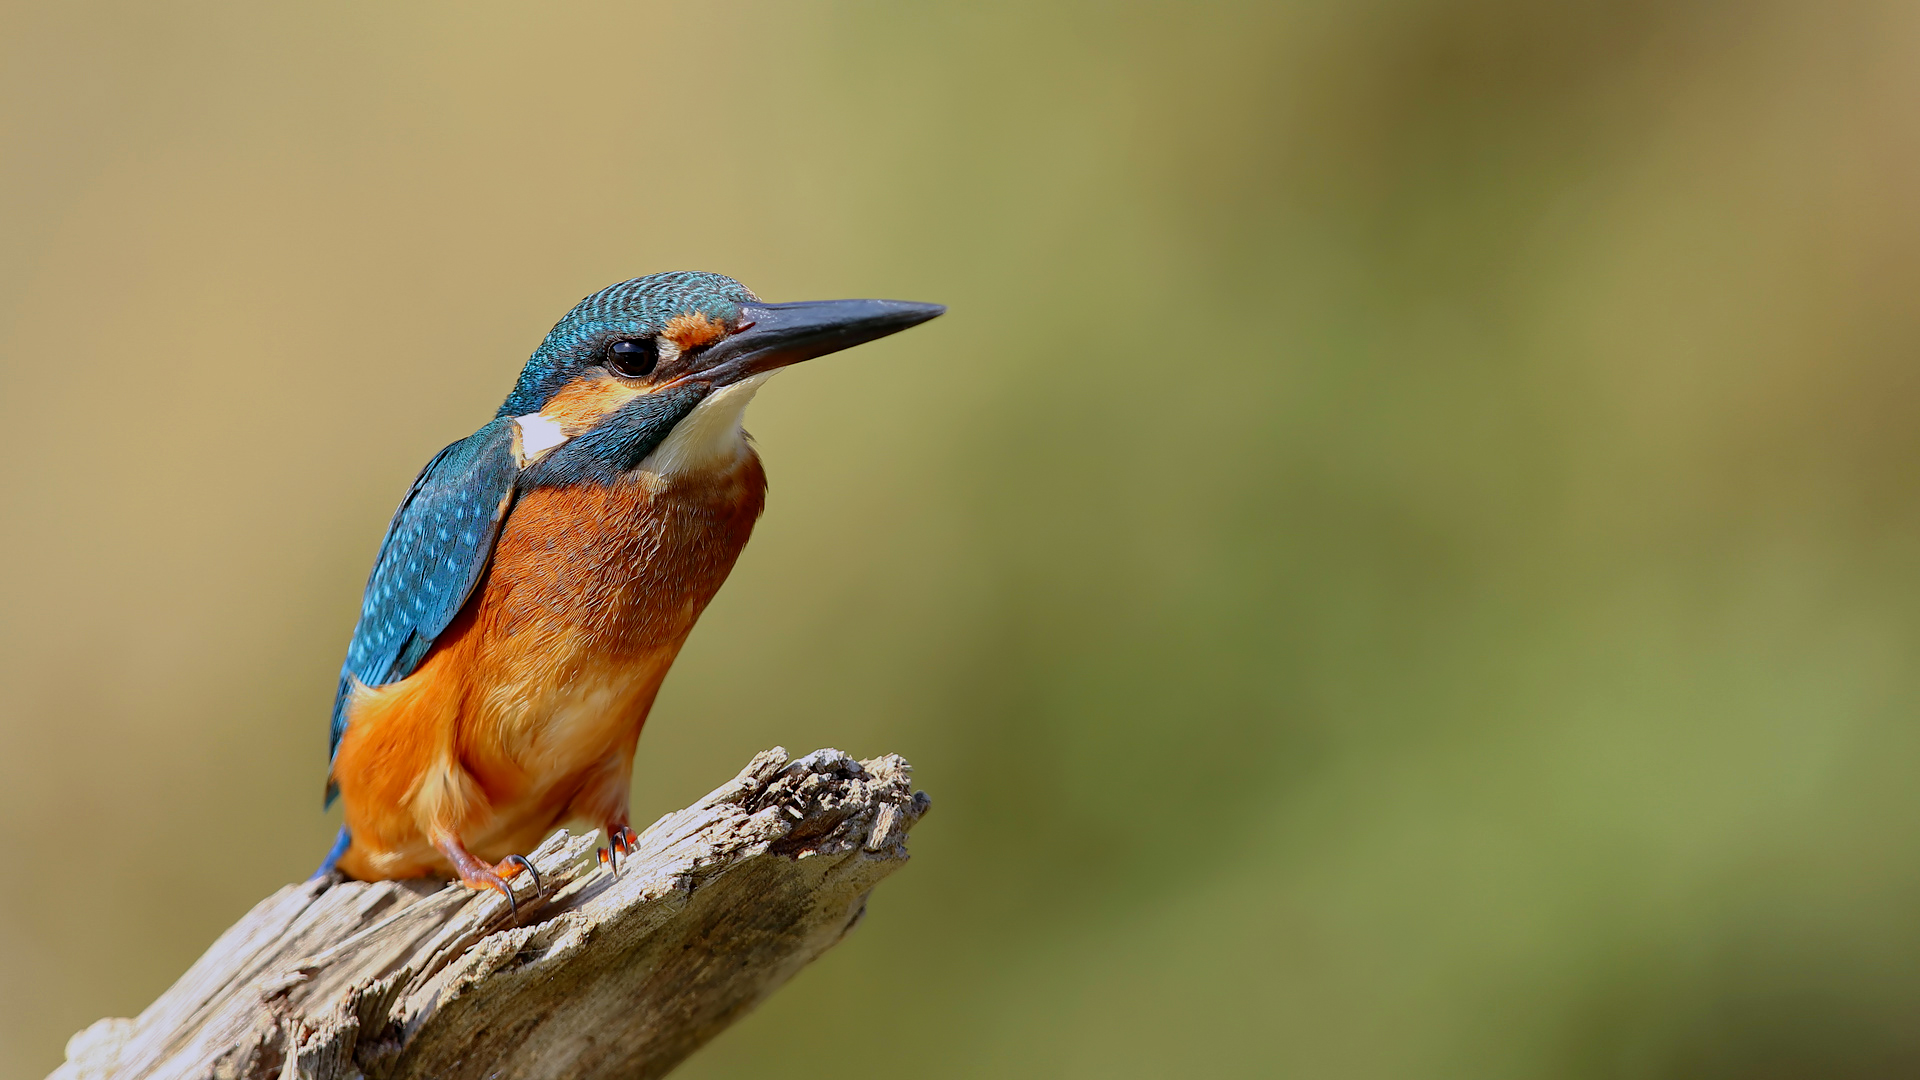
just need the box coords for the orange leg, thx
[432,833,543,919]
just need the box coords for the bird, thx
[317,271,943,905]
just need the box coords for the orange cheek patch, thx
[541,374,645,433]
[663,312,728,352]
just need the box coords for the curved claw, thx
[501,853,544,899]
[467,870,520,922]
[600,824,638,880]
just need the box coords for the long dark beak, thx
[695,298,945,385]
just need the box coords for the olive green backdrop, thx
[6,1,1920,1076]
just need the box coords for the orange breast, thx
[329,454,767,879]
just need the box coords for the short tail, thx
[313,825,352,879]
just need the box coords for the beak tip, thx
[893,300,947,328]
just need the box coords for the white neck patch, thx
[638,372,774,478]
[513,413,569,465]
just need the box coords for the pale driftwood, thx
[53,748,929,1080]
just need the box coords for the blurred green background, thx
[6,0,1920,1076]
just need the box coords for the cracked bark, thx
[52,748,929,1080]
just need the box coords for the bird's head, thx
[497,272,942,479]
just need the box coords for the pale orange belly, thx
[331,455,766,881]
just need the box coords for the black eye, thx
[607,338,659,378]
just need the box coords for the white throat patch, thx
[638,372,774,477]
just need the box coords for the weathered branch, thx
[53,748,929,1080]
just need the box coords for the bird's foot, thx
[433,834,542,922]
[597,823,639,879]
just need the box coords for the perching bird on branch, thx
[319,272,942,901]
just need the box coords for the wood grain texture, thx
[53,748,929,1080]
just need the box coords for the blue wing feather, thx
[326,417,521,795]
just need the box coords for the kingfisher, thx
[318,271,943,904]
